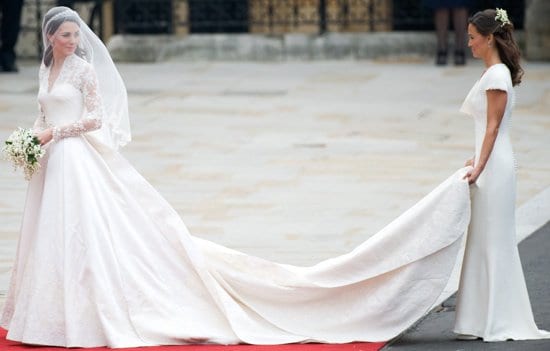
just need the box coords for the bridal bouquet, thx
[2,128,45,180]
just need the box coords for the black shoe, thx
[454,50,466,66]
[436,50,447,66]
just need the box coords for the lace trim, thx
[32,106,47,133]
[52,118,102,142]
[40,55,104,141]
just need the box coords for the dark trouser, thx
[0,0,24,67]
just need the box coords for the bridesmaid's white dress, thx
[454,63,550,341]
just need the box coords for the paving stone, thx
[0,60,549,309]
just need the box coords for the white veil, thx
[42,6,131,149]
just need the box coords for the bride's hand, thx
[36,128,53,145]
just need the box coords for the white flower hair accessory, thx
[495,8,511,27]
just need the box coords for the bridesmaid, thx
[456,8,550,341]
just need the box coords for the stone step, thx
[106,31,524,63]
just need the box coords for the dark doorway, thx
[188,0,249,33]
[115,0,172,34]
[392,0,524,30]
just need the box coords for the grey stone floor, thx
[385,220,550,350]
[1,59,549,310]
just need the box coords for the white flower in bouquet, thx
[2,128,46,180]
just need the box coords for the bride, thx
[0,6,547,348]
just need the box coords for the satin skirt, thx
[1,135,473,348]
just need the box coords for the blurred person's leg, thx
[434,8,450,65]
[452,7,468,65]
[0,0,24,72]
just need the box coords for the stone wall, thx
[249,0,320,34]
[107,32,439,62]
[525,0,550,60]
[14,0,542,61]
[325,0,392,33]
[17,0,96,59]
[173,0,189,35]
[174,0,392,35]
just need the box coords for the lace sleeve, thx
[52,64,103,142]
[32,104,47,133]
[33,65,48,133]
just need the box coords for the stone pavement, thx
[0,59,549,332]
[385,220,550,351]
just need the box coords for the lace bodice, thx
[33,54,103,142]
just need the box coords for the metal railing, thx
[178,0,524,34]
[20,0,103,58]
[115,0,173,34]
[19,0,525,58]
[188,0,249,33]
[185,0,394,34]
[20,0,55,58]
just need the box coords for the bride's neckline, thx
[47,54,74,93]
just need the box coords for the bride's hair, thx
[469,9,523,86]
[42,7,87,67]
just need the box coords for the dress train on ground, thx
[1,132,473,347]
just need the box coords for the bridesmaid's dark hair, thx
[43,9,86,67]
[469,9,523,86]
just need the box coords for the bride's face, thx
[467,24,490,59]
[50,21,80,58]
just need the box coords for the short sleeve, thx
[480,65,510,92]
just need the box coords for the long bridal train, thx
[1,130,472,347]
[6,5,549,348]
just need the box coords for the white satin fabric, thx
[0,61,476,348]
[454,63,550,341]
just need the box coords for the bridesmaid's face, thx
[50,21,80,58]
[467,24,489,59]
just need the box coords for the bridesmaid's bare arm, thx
[465,89,507,184]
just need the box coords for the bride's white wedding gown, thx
[0,55,545,347]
